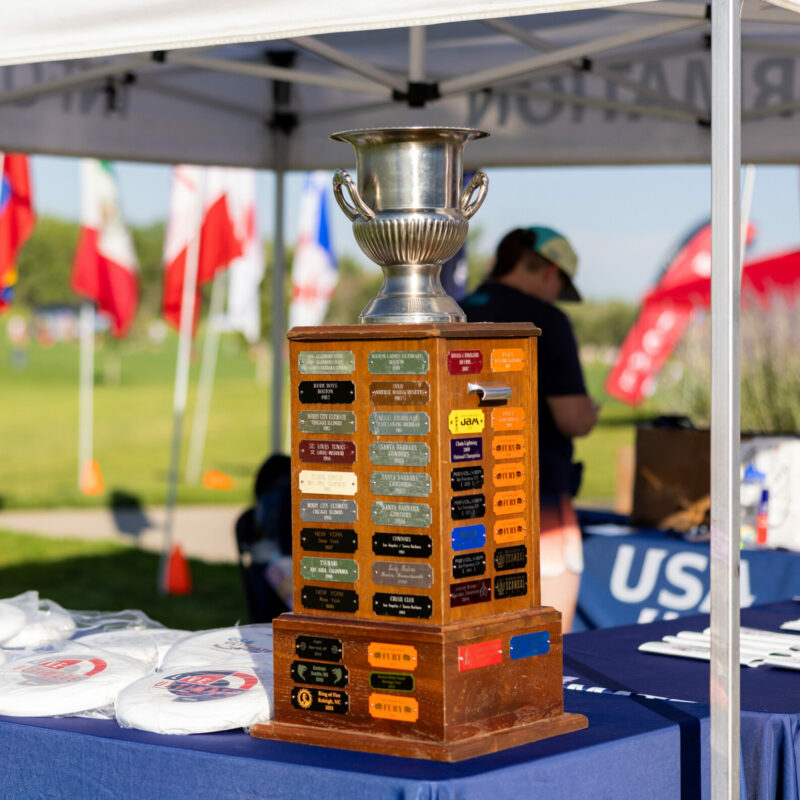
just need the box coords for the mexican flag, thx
[71,160,139,337]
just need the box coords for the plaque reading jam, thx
[369,693,419,722]
[301,586,359,613]
[490,347,525,372]
[492,407,526,432]
[368,350,429,375]
[451,523,486,551]
[298,470,357,496]
[298,410,356,435]
[300,556,358,583]
[371,501,432,528]
[492,435,526,460]
[370,471,431,498]
[450,437,483,463]
[372,561,434,588]
[368,642,418,670]
[452,552,486,579]
[494,490,527,516]
[492,462,526,487]
[295,635,342,662]
[300,527,358,553]
[494,518,527,544]
[494,572,528,599]
[299,499,357,524]
[370,671,415,692]
[451,466,484,492]
[369,412,429,436]
[451,494,486,521]
[291,686,348,714]
[299,440,356,465]
[372,532,432,558]
[447,350,483,375]
[298,350,354,375]
[448,409,485,435]
[369,381,430,406]
[373,593,433,619]
[291,661,349,687]
[494,545,527,571]
[298,380,355,404]
[369,441,430,467]
[450,578,492,607]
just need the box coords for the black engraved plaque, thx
[372,532,433,558]
[301,586,359,613]
[452,552,486,579]
[494,572,528,599]
[494,545,528,572]
[369,672,415,692]
[291,660,349,687]
[298,380,355,404]
[300,527,358,553]
[450,578,492,607]
[450,466,484,492]
[291,686,348,714]
[295,635,342,662]
[373,593,433,619]
[450,494,486,521]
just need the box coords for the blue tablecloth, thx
[2,602,799,800]
[576,510,800,630]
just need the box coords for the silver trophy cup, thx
[330,127,489,324]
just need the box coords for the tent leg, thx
[271,137,287,455]
[710,0,741,796]
[77,302,95,489]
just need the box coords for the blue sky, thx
[31,156,800,302]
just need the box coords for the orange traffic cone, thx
[79,459,105,496]
[164,544,192,595]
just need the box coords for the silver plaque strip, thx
[369,442,430,467]
[371,501,432,528]
[300,557,358,583]
[368,350,429,375]
[370,471,431,498]
[298,350,355,374]
[298,410,356,435]
[369,412,429,437]
[372,561,434,589]
[299,470,358,496]
[299,499,358,524]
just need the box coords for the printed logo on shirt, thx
[156,670,259,702]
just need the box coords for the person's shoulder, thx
[462,282,532,319]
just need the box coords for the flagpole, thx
[77,301,94,489]
[185,269,227,484]
[271,138,288,455]
[160,169,207,593]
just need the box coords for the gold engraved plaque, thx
[298,470,358,496]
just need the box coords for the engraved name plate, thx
[298,410,356,435]
[370,471,431,498]
[300,527,358,553]
[369,441,430,467]
[494,490,527,515]
[369,381,430,406]
[450,578,492,607]
[492,435,526,460]
[291,686,349,713]
[368,351,429,375]
[300,556,358,583]
[372,561,434,588]
[492,407,526,432]
[369,412,429,436]
[492,462,526,487]
[494,518,527,544]
[372,532,433,558]
[510,631,550,660]
[301,586,359,613]
[452,552,486,579]
[299,499,357,524]
[451,494,486,521]
[450,466,484,492]
[450,437,483,463]
[295,635,342,662]
[494,545,528,571]
[368,643,418,670]
[447,350,483,375]
[373,592,433,619]
[298,470,357,496]
[490,347,525,373]
[299,440,356,465]
[369,694,419,722]
[494,572,528,599]
[371,501,432,528]
[451,523,487,551]
[298,351,354,375]
[448,409,485,435]
[370,672,415,692]
[291,661,349,687]
[298,380,355,404]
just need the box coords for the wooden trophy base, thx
[251,607,587,762]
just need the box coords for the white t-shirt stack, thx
[0,602,28,646]
[0,648,149,717]
[2,604,76,649]
[116,625,274,734]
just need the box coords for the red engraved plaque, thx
[298,440,356,465]
[447,350,483,375]
[458,639,503,671]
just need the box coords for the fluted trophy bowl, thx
[330,126,489,324]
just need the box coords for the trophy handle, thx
[333,169,376,222]
[460,170,489,220]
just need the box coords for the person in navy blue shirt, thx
[461,226,598,631]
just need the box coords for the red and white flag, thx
[162,165,242,331]
[71,160,139,337]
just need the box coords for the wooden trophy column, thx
[251,322,587,761]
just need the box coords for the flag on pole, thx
[71,160,139,337]
[218,169,264,343]
[162,165,242,331]
[288,171,337,328]
[0,154,35,310]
